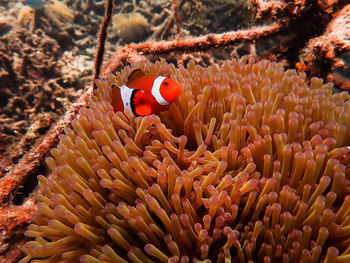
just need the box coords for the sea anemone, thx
[21,57,350,263]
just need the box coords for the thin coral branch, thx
[102,23,283,76]
[92,0,113,87]
[172,0,181,38]
[0,86,93,206]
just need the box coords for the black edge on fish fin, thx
[130,89,139,116]
[127,69,146,85]
[131,90,152,116]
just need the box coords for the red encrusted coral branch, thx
[297,4,350,83]
[0,198,36,260]
[251,0,349,81]
[102,23,283,76]
[0,198,35,231]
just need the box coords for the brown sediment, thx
[21,58,350,262]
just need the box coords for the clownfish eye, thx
[163,81,168,86]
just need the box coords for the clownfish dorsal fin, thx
[127,69,146,85]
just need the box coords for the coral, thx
[46,0,74,23]
[93,0,113,85]
[250,0,349,81]
[171,0,180,38]
[297,4,350,83]
[17,6,35,32]
[0,23,85,212]
[112,12,150,43]
[58,51,93,84]
[0,52,17,98]
[0,0,97,214]
[1,27,62,80]
[178,0,250,37]
[0,197,35,261]
[0,19,12,36]
[21,58,350,262]
[110,0,250,41]
[16,0,75,45]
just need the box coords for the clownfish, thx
[111,69,181,116]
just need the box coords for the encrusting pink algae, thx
[21,57,350,263]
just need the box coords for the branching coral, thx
[297,4,350,81]
[250,0,350,82]
[21,58,350,262]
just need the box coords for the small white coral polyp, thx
[21,57,350,263]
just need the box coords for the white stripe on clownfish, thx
[120,84,134,111]
[151,76,170,106]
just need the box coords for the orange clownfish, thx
[111,69,181,116]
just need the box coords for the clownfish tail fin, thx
[132,90,152,116]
